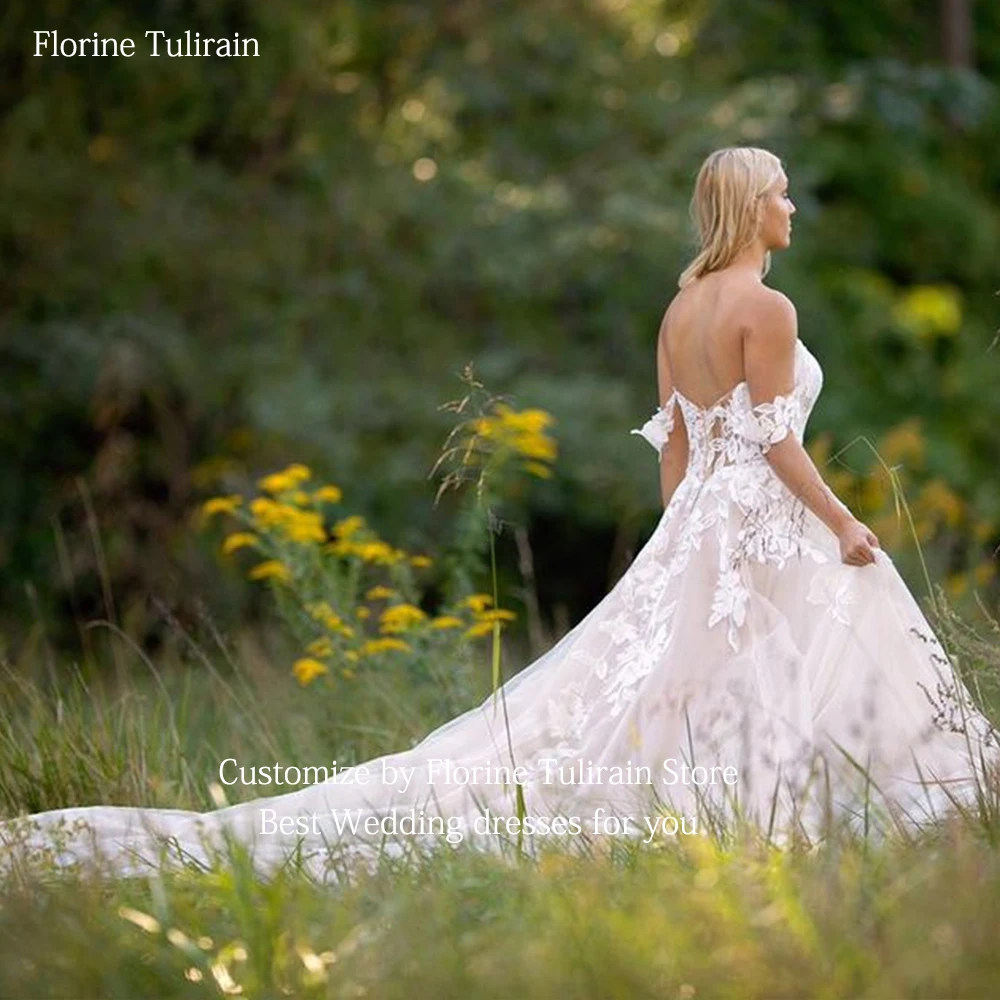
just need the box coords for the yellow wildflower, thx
[201,495,243,519]
[306,637,334,658]
[305,603,354,636]
[258,472,297,494]
[258,464,313,494]
[409,555,433,568]
[461,593,494,613]
[355,541,397,565]
[365,585,399,601]
[524,461,553,479]
[313,485,343,503]
[357,637,412,657]
[341,668,356,680]
[494,404,554,433]
[355,607,371,620]
[293,657,328,686]
[290,490,312,505]
[332,515,366,538]
[284,463,312,482]
[464,621,498,639]
[473,608,517,623]
[512,433,557,461]
[248,560,292,583]
[306,601,336,620]
[430,615,464,629]
[894,285,962,339]
[324,540,356,557]
[221,532,258,555]
[345,650,360,662]
[379,603,428,633]
[250,497,282,526]
[283,511,326,544]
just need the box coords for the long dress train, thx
[4,338,999,880]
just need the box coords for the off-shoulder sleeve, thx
[630,392,677,460]
[740,390,800,454]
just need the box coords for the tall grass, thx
[2,384,1000,996]
[2,591,1000,997]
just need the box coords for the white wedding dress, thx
[4,338,998,880]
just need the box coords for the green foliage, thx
[2,0,999,647]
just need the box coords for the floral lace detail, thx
[626,339,827,655]
[737,391,802,452]
[806,571,857,626]
[630,393,677,459]
[533,342,827,758]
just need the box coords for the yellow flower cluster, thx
[468,404,558,479]
[293,657,328,686]
[429,615,464,629]
[463,607,517,639]
[357,637,412,656]
[306,637,334,657]
[199,461,523,689]
[250,497,326,544]
[221,532,258,556]
[290,588,520,684]
[894,284,962,339]
[248,560,292,583]
[378,603,428,634]
[201,495,243,520]
[460,593,494,613]
[313,485,343,503]
[332,515,365,538]
[258,463,313,494]
[305,601,355,638]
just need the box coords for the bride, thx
[5,146,999,880]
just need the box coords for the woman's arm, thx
[743,292,878,565]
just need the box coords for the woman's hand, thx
[838,519,880,567]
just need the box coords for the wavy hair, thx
[677,146,785,288]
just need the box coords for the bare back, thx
[659,272,774,409]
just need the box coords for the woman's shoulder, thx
[743,284,797,340]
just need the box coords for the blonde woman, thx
[6,147,998,878]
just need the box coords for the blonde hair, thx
[677,146,785,288]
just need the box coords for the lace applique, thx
[806,571,856,626]
[547,341,826,741]
[738,391,801,453]
[630,393,676,459]
[621,340,827,657]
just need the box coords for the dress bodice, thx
[630,339,824,481]
[628,339,829,652]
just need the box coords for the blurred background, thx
[2,0,999,668]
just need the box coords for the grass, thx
[3,404,1000,997]
[2,594,1000,998]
